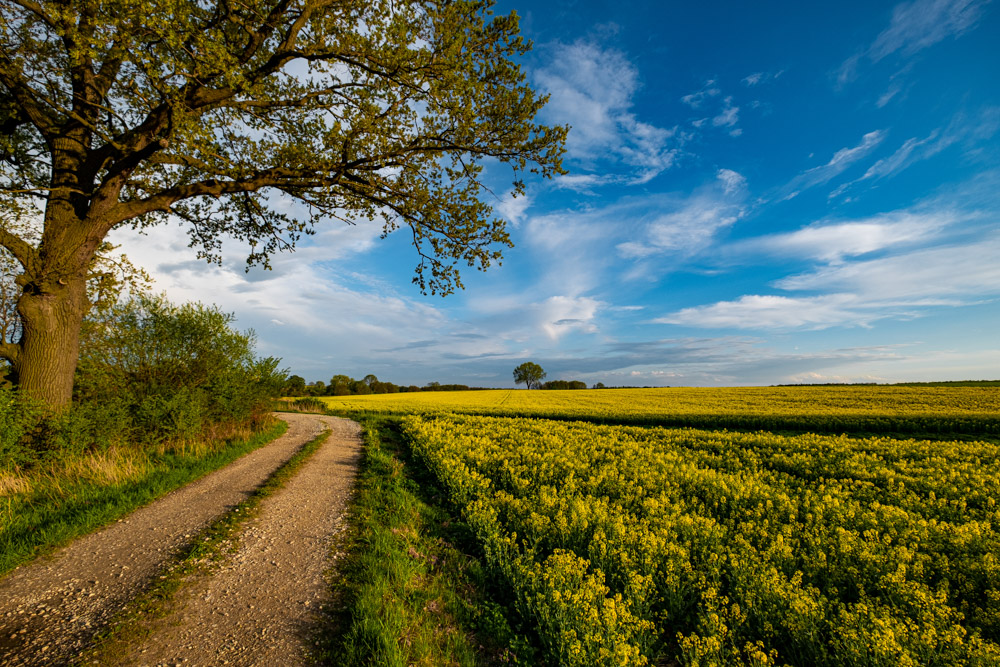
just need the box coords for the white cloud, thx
[656,294,876,330]
[830,109,999,199]
[869,0,992,60]
[781,130,886,199]
[616,170,748,259]
[109,220,448,375]
[657,186,1000,332]
[684,84,742,136]
[741,70,784,87]
[552,173,615,192]
[523,207,621,296]
[535,40,677,182]
[539,295,602,340]
[776,234,1000,301]
[876,81,904,108]
[837,0,992,86]
[712,97,740,129]
[495,190,532,226]
[717,168,747,195]
[743,210,957,262]
[681,80,721,108]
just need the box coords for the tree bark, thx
[11,277,88,411]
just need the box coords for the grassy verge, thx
[78,426,333,665]
[0,419,288,578]
[323,416,536,666]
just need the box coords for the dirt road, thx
[0,413,362,666]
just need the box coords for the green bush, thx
[0,386,42,469]
[0,295,285,469]
[73,294,284,447]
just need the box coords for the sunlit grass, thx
[0,419,288,577]
[325,417,531,666]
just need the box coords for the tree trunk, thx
[12,278,88,411]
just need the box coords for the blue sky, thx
[114,0,1000,387]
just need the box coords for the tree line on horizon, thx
[282,374,492,397]
[284,372,611,397]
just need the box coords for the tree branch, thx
[0,60,58,141]
[109,166,349,225]
[8,0,57,29]
[0,227,38,270]
[0,341,18,365]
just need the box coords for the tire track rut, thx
[113,415,361,666]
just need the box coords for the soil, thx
[0,413,362,667]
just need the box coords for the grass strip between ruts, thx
[323,416,535,666]
[0,419,289,578]
[77,425,334,665]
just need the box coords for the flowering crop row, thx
[403,415,1000,666]
[325,385,1000,437]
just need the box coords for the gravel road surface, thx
[0,413,359,666]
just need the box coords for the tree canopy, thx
[0,0,566,408]
[513,361,545,389]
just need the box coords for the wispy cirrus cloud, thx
[617,169,748,259]
[830,108,1000,199]
[870,0,992,60]
[779,130,886,200]
[655,294,881,331]
[656,225,1000,331]
[712,97,741,136]
[741,70,784,87]
[657,173,1000,333]
[837,0,993,87]
[775,234,1000,300]
[737,210,958,262]
[534,40,677,183]
[681,80,721,109]
[683,81,742,137]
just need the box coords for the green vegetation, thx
[1,293,286,576]
[0,419,286,578]
[513,362,547,390]
[283,372,490,397]
[326,417,533,666]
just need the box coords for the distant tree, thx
[425,381,442,391]
[328,374,353,396]
[284,375,307,397]
[593,382,606,389]
[406,385,422,393]
[541,379,586,390]
[513,362,546,390]
[307,381,327,396]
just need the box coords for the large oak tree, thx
[0,0,565,409]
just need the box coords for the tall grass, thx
[325,417,533,666]
[0,418,287,577]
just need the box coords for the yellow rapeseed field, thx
[405,414,1000,666]
[323,385,1000,436]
